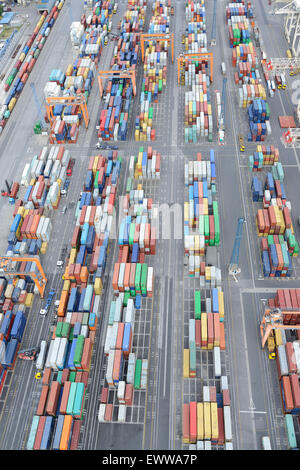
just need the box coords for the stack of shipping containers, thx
[182,382,233,450]
[134,0,172,141]
[26,151,121,449]
[98,0,147,141]
[247,145,299,277]
[262,290,300,449]
[97,145,161,423]
[182,0,213,143]
[0,145,73,393]
[45,0,116,143]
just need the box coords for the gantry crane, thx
[140,33,174,63]
[97,68,136,97]
[271,0,300,56]
[260,307,300,349]
[45,95,89,129]
[228,217,245,282]
[30,82,47,131]
[177,52,214,85]
[216,77,227,144]
[0,256,47,298]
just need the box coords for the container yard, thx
[0,0,299,454]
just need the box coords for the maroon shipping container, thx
[209,386,217,403]
[61,368,69,385]
[207,312,214,346]
[100,387,108,404]
[290,374,300,409]
[285,342,297,374]
[81,371,89,388]
[75,372,82,383]
[60,382,71,415]
[104,404,113,422]
[81,338,92,371]
[217,408,225,445]
[182,404,190,444]
[33,416,46,450]
[195,320,201,347]
[69,419,81,450]
[36,385,49,416]
[125,384,133,406]
[71,226,80,248]
[46,381,61,416]
[222,389,230,407]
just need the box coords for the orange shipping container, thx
[115,323,125,350]
[59,415,73,450]
[112,263,120,292]
[58,290,69,317]
[124,263,131,291]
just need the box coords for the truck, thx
[40,290,55,317]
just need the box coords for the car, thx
[96,142,108,149]
[61,189,67,196]
[66,158,75,176]
[239,135,245,152]
[61,205,67,214]
[108,144,118,150]
[56,260,64,268]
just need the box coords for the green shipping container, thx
[123,291,131,306]
[189,342,196,375]
[69,327,74,342]
[126,177,132,193]
[135,263,142,292]
[69,371,76,382]
[267,235,274,246]
[129,223,135,245]
[94,171,99,188]
[141,264,148,296]
[66,382,77,415]
[204,215,209,242]
[194,291,201,320]
[61,322,71,338]
[72,382,85,418]
[55,322,63,338]
[57,370,63,384]
[134,359,142,389]
[285,415,297,449]
[73,335,85,368]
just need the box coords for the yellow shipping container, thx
[135,130,140,141]
[94,277,102,295]
[279,210,285,234]
[41,242,48,254]
[203,402,211,440]
[205,266,211,281]
[8,97,17,112]
[66,64,73,76]
[197,403,204,440]
[92,156,99,176]
[274,329,283,346]
[69,248,77,265]
[211,402,219,441]
[195,235,200,254]
[184,202,189,224]
[201,312,207,349]
[203,198,208,216]
[183,349,189,378]
[218,291,224,319]
[17,207,25,217]
[25,293,34,308]
[63,280,70,292]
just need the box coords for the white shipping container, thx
[118,404,126,423]
[98,403,106,422]
[117,381,126,404]
[196,441,204,450]
[36,340,47,371]
[203,386,210,402]
[56,337,68,369]
[214,347,221,378]
[106,349,116,387]
[127,353,136,384]
[49,337,61,371]
[221,376,228,391]
[45,339,55,369]
[110,322,119,350]
[104,326,112,355]
[223,406,232,442]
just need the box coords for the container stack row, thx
[46,1,115,143]
[128,146,161,181]
[248,144,280,171]
[98,148,160,423]
[26,368,89,450]
[226,0,272,141]
[182,381,233,449]
[0,2,65,134]
[98,0,147,141]
[247,148,299,276]
[58,152,121,313]
[8,146,72,257]
[184,150,220,277]
[134,0,172,141]
[182,0,213,143]
[26,151,122,449]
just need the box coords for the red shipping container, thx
[61,368,69,385]
[60,381,71,415]
[33,416,46,450]
[36,385,49,416]
[281,376,294,412]
[69,419,81,450]
[182,404,190,443]
[209,386,217,403]
[189,402,197,443]
[104,403,113,422]
[125,384,133,406]
[290,374,300,408]
[223,389,230,406]
[100,387,108,404]
[46,381,61,416]
[285,342,297,374]
[115,323,125,350]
